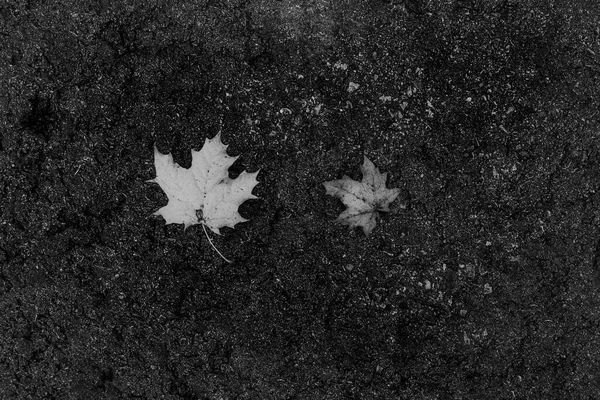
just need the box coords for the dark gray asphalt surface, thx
[1,0,600,398]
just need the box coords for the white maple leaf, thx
[323,156,400,236]
[148,133,259,235]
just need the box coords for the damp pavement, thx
[1,1,600,398]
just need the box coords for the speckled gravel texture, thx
[1,0,600,399]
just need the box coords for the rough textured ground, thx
[1,0,600,399]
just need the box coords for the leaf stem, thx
[202,224,232,263]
